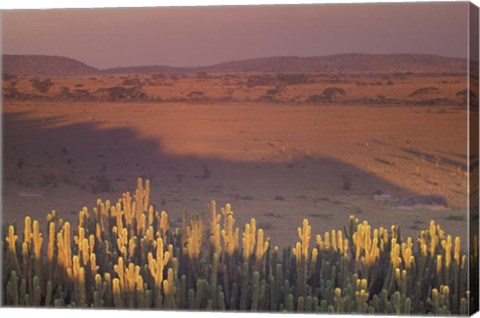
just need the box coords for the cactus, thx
[1,178,473,313]
[6,225,21,275]
[286,293,294,312]
[112,278,124,308]
[294,219,311,297]
[221,204,239,258]
[7,270,19,306]
[32,275,41,306]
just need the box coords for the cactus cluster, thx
[1,178,477,314]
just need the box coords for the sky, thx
[1,2,470,69]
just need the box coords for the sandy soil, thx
[2,97,468,247]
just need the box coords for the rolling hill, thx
[2,55,99,77]
[3,53,467,77]
[206,54,467,74]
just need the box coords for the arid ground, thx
[2,71,469,247]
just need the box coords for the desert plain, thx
[2,61,472,247]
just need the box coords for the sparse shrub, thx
[97,86,148,101]
[30,78,54,93]
[16,158,25,170]
[196,164,211,179]
[265,85,283,97]
[410,87,439,97]
[143,78,155,86]
[225,88,235,99]
[257,221,273,230]
[277,73,310,85]
[246,75,277,88]
[187,91,205,98]
[321,87,346,102]
[456,89,478,105]
[90,174,114,193]
[264,211,282,218]
[342,175,352,190]
[375,158,393,165]
[307,94,325,103]
[39,174,58,187]
[122,77,142,86]
[186,91,208,101]
[4,81,20,99]
[196,71,208,79]
[59,86,70,97]
[445,213,465,221]
[151,73,166,80]
[3,73,17,81]
[71,89,92,100]
[456,89,471,98]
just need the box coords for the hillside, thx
[206,54,467,74]
[102,64,196,75]
[106,54,467,75]
[2,54,99,77]
[3,53,467,77]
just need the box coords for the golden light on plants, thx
[1,178,473,314]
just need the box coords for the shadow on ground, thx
[3,111,427,245]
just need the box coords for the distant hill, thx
[3,53,467,77]
[103,65,196,75]
[2,55,99,76]
[104,54,467,75]
[206,54,467,74]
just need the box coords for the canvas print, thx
[1,1,479,315]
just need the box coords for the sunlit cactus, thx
[1,178,474,314]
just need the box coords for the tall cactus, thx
[1,179,472,313]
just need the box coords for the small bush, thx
[186,91,208,101]
[90,175,114,193]
[456,89,478,105]
[151,73,166,80]
[196,71,208,79]
[97,86,148,101]
[410,87,439,97]
[59,86,70,97]
[266,85,283,97]
[122,78,142,86]
[321,87,346,102]
[307,94,325,103]
[342,175,352,190]
[445,213,465,221]
[3,73,17,80]
[30,78,54,93]
[277,73,310,85]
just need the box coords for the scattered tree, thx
[321,87,346,102]
[30,78,54,93]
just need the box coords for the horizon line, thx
[2,52,468,71]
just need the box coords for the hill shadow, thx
[2,110,429,244]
